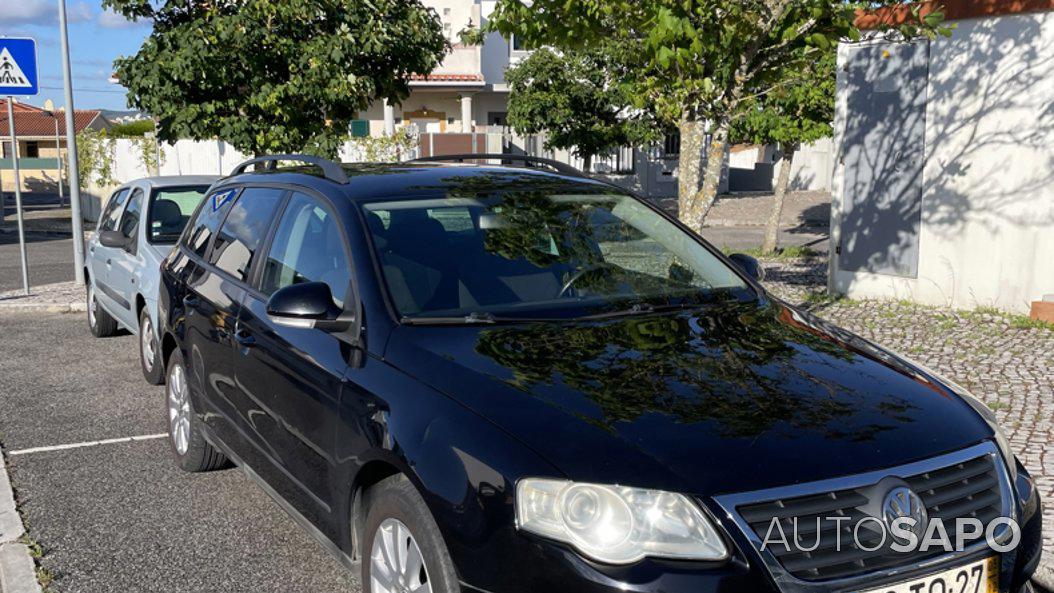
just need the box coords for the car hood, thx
[384,301,993,496]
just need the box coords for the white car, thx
[85,176,218,383]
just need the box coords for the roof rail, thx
[230,154,349,184]
[410,153,588,178]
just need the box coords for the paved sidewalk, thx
[656,190,831,229]
[762,256,1054,576]
[0,282,85,314]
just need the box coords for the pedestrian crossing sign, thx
[0,38,38,96]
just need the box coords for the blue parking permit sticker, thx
[211,190,235,212]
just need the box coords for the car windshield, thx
[148,186,209,244]
[362,188,753,321]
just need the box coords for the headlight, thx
[515,478,728,564]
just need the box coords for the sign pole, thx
[7,96,30,295]
[58,0,86,285]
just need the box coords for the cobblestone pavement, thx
[761,255,1054,562]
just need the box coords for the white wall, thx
[831,11,1054,313]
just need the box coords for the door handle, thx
[183,295,199,307]
[106,258,112,266]
[234,329,255,348]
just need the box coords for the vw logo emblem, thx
[882,486,929,538]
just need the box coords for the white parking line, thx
[6,433,168,456]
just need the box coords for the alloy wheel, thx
[167,363,191,455]
[141,315,156,371]
[370,518,431,593]
[87,285,97,327]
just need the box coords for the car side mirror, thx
[99,229,127,249]
[266,282,353,332]
[727,253,765,282]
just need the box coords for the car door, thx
[187,186,288,475]
[108,186,145,329]
[234,190,354,519]
[88,187,130,316]
[177,185,246,445]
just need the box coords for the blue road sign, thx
[0,38,38,96]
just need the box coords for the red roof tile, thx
[410,73,484,82]
[0,102,104,138]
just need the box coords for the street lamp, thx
[58,0,86,285]
[42,109,64,207]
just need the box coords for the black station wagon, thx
[156,154,1043,593]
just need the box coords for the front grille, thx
[736,454,1004,581]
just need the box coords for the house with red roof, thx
[1,99,112,193]
[355,0,525,137]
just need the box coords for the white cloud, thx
[98,8,151,29]
[0,0,92,26]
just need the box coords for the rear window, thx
[149,186,209,243]
[183,188,239,258]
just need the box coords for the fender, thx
[334,359,564,580]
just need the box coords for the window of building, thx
[1,142,11,158]
[24,142,40,158]
[510,34,525,52]
[209,187,285,281]
[663,132,681,157]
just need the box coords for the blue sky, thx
[1,0,150,111]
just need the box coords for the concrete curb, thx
[0,445,42,593]
[0,545,40,593]
[0,303,85,315]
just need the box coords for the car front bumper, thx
[455,453,1042,593]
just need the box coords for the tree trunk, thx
[682,119,729,233]
[762,146,796,255]
[582,153,593,174]
[677,118,705,221]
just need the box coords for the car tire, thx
[362,475,460,593]
[87,282,118,337]
[138,307,164,385]
[165,349,229,472]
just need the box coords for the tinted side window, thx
[261,192,351,307]
[119,189,144,239]
[209,187,285,282]
[183,188,239,258]
[99,189,130,232]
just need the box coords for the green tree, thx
[108,120,155,137]
[104,0,448,157]
[473,1,949,232]
[505,47,660,172]
[731,50,836,254]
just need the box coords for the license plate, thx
[860,557,998,593]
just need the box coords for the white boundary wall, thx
[830,11,1054,314]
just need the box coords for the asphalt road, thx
[0,312,360,593]
[0,233,77,292]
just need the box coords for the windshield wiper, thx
[401,312,498,325]
[574,301,710,321]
